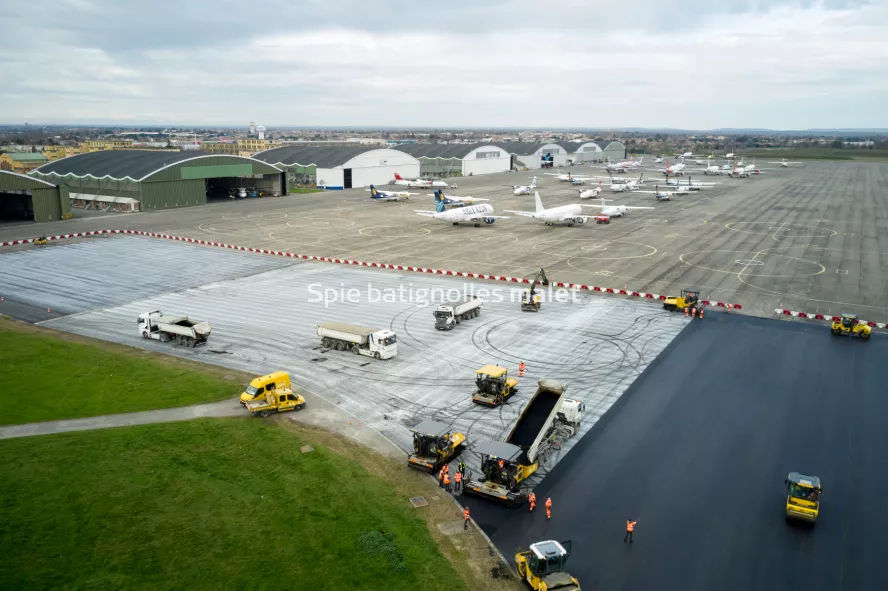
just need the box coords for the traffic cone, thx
[684,307,689,318]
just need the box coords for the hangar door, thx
[343,169,353,189]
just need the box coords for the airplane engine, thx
[483,217,496,225]
[572,217,586,225]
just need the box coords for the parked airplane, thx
[768,158,802,168]
[415,199,509,226]
[663,176,717,190]
[367,185,416,201]
[700,162,724,175]
[608,173,646,192]
[653,157,664,164]
[728,164,751,178]
[693,155,714,165]
[426,189,488,207]
[505,192,594,226]
[600,156,644,173]
[655,158,686,177]
[581,197,655,218]
[393,173,451,189]
[577,182,603,199]
[646,185,677,200]
[544,171,592,184]
[510,177,538,196]
[725,152,735,159]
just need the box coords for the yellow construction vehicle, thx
[784,472,822,525]
[240,371,293,405]
[515,540,581,591]
[407,419,466,472]
[663,287,701,312]
[464,441,536,506]
[831,313,871,340]
[521,268,550,312]
[472,365,518,407]
[34,235,48,245]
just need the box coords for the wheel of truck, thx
[142,331,150,339]
[260,410,272,418]
[861,330,871,340]
[831,327,840,335]
[374,352,381,359]
[352,345,360,354]
[321,338,331,348]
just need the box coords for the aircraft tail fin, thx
[530,176,537,189]
[394,173,403,180]
[534,191,544,214]
[369,185,379,198]
[434,191,446,213]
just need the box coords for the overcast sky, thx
[1,0,886,129]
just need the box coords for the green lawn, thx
[0,419,462,591]
[289,187,325,194]
[0,324,243,425]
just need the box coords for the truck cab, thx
[245,390,305,417]
[370,330,398,359]
[240,371,291,405]
[785,472,822,524]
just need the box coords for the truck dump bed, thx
[317,322,376,337]
[505,380,566,462]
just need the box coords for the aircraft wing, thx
[464,213,510,220]
[414,211,438,217]
[503,210,537,218]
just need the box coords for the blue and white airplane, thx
[426,189,489,208]
[415,193,509,226]
[367,185,416,202]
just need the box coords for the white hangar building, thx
[560,141,604,163]
[494,142,571,169]
[252,146,420,190]
[395,144,511,177]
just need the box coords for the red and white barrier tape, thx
[775,308,886,330]
[2,229,743,310]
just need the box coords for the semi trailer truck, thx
[137,310,211,347]
[317,322,398,359]
[434,297,482,330]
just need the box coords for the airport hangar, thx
[252,145,421,190]
[395,143,512,177]
[28,151,285,212]
[0,170,71,223]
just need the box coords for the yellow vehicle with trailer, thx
[515,540,581,591]
[831,313,871,340]
[663,287,702,312]
[240,371,292,405]
[784,472,822,525]
[472,365,519,407]
[407,419,466,472]
[244,389,305,417]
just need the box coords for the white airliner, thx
[653,157,664,164]
[415,200,509,226]
[600,156,644,173]
[577,182,603,199]
[700,162,724,175]
[544,171,592,184]
[393,173,451,189]
[608,173,646,193]
[581,197,655,218]
[663,176,717,190]
[768,158,802,168]
[655,158,686,176]
[510,177,538,196]
[728,164,751,178]
[426,189,488,207]
[725,152,735,159]
[367,185,416,201]
[505,192,594,226]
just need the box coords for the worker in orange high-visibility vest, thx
[519,361,526,376]
[545,497,552,520]
[463,507,471,530]
[454,470,462,493]
[528,492,536,512]
[443,463,449,474]
[438,468,445,488]
[624,519,637,543]
[443,472,451,493]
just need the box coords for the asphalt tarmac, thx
[466,313,888,591]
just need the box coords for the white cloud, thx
[0,1,885,127]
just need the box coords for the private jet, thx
[426,189,488,207]
[505,191,593,226]
[768,158,802,168]
[368,185,416,201]
[581,197,655,218]
[415,199,509,227]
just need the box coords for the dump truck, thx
[472,365,519,407]
[515,540,581,591]
[466,380,584,505]
[240,371,292,405]
[407,419,466,472]
[317,322,398,359]
[663,287,702,313]
[831,313,871,340]
[137,310,211,347]
[245,389,305,417]
[434,297,482,330]
[784,472,822,525]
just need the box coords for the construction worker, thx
[458,461,466,475]
[438,468,445,488]
[443,463,449,475]
[624,519,637,543]
[454,470,462,493]
[443,472,451,493]
[463,507,470,530]
[519,361,526,377]
[528,492,536,512]
[545,497,552,520]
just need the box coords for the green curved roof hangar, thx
[29,151,284,211]
[0,169,70,223]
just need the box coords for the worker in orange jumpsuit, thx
[624,519,637,543]
[545,497,552,520]
[443,472,451,493]
[454,470,462,493]
[528,492,536,512]
[463,507,471,530]
[519,361,526,377]
[438,468,445,488]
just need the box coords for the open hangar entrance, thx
[30,152,284,212]
[0,170,70,223]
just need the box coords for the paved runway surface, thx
[32,243,686,483]
[3,161,888,321]
[466,313,888,591]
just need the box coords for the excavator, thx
[515,540,581,590]
[663,287,701,313]
[406,419,466,472]
[831,313,871,340]
[522,268,550,312]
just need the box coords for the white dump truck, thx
[317,322,398,359]
[434,297,483,330]
[137,310,211,347]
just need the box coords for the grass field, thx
[0,320,246,425]
[0,419,464,591]
[289,187,325,194]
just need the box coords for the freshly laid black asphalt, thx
[466,313,888,591]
